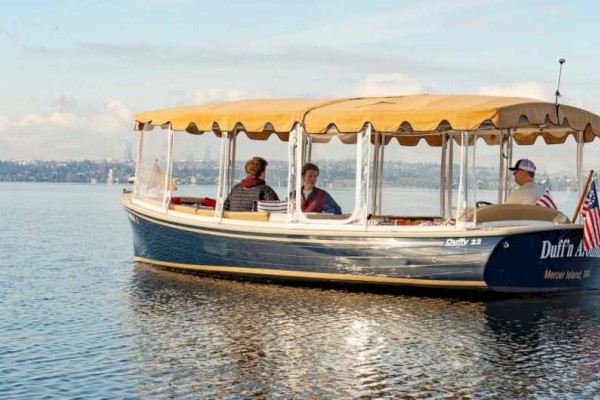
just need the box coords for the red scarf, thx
[241,176,265,188]
[301,187,328,212]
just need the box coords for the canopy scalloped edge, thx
[134,95,600,145]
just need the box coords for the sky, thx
[1,0,600,173]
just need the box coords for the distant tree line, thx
[0,159,575,190]
[0,160,134,184]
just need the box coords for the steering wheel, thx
[476,201,493,208]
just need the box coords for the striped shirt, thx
[223,183,279,211]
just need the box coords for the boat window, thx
[376,138,444,218]
[232,132,289,201]
[135,128,172,206]
[509,134,579,216]
[167,131,221,207]
[306,134,357,216]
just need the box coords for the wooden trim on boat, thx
[135,257,488,288]
[170,204,214,217]
[170,203,271,221]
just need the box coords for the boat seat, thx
[459,204,570,223]
[223,211,270,221]
[170,204,215,217]
[170,204,271,221]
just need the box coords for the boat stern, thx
[484,227,600,292]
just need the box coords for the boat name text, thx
[540,239,600,259]
[444,238,481,246]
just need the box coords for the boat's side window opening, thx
[287,126,374,224]
[228,130,289,206]
[134,128,172,206]
[376,138,443,219]
[509,133,579,216]
[454,132,478,227]
[306,134,357,217]
[166,131,221,209]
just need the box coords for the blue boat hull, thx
[124,206,600,293]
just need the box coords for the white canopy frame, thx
[215,131,234,221]
[133,130,145,198]
[162,127,175,210]
[290,124,372,226]
[454,131,478,228]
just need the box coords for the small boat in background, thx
[122,95,600,293]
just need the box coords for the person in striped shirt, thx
[224,157,279,211]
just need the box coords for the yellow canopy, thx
[135,95,600,145]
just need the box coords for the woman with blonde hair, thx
[224,157,279,211]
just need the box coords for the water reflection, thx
[127,264,600,398]
[481,295,600,398]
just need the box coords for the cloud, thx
[0,99,134,160]
[0,115,9,132]
[0,27,16,39]
[270,0,496,48]
[1,111,78,131]
[355,73,429,97]
[193,89,245,104]
[53,95,80,112]
[13,114,46,128]
[477,81,552,101]
[48,111,78,127]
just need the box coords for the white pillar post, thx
[163,126,175,210]
[215,131,230,221]
[134,131,144,198]
[440,133,447,218]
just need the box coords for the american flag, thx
[535,188,557,209]
[581,197,590,219]
[583,181,600,251]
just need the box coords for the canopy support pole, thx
[371,130,381,215]
[215,131,231,222]
[498,132,503,204]
[134,131,144,198]
[377,134,385,215]
[446,135,454,218]
[456,131,476,228]
[359,124,372,229]
[287,124,300,223]
[163,126,175,210]
[472,132,478,225]
[576,131,584,220]
[229,130,237,193]
[498,131,508,204]
[440,133,447,218]
[504,132,514,203]
[294,126,305,218]
[305,134,312,163]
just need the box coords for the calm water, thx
[1,183,599,399]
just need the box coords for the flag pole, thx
[572,169,594,223]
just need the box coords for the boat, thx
[122,95,600,293]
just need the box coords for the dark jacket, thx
[224,177,279,211]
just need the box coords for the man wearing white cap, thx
[506,159,545,205]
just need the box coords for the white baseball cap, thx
[509,159,536,173]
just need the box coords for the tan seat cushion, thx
[459,204,569,223]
